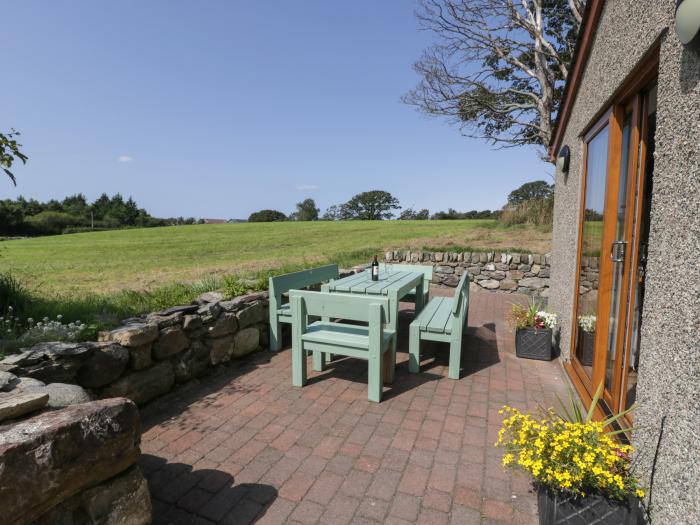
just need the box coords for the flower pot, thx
[515,327,552,361]
[579,330,595,366]
[537,487,643,525]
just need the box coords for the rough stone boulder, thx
[173,341,210,382]
[0,342,92,384]
[128,343,153,370]
[233,327,260,358]
[76,342,129,388]
[42,383,94,408]
[153,326,189,360]
[34,465,151,525]
[197,291,224,304]
[0,398,142,525]
[208,336,234,365]
[219,291,268,312]
[478,279,501,290]
[0,371,19,392]
[98,322,159,347]
[100,362,175,405]
[206,312,238,338]
[236,301,266,329]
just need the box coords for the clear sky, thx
[2,1,549,219]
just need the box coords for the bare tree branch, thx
[403,0,583,159]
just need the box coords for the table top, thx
[325,269,422,296]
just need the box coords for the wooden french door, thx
[568,63,658,423]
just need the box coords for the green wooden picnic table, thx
[321,269,426,382]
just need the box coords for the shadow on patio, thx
[139,286,569,524]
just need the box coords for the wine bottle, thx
[371,255,379,281]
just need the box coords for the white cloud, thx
[295,184,318,190]
[117,155,134,163]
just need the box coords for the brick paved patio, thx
[140,287,569,524]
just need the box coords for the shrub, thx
[499,197,553,229]
[25,211,87,235]
[248,209,287,222]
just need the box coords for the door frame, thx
[565,48,659,422]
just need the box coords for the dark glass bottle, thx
[371,255,379,281]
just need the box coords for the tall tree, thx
[403,0,583,158]
[507,180,554,205]
[290,198,320,221]
[343,191,401,220]
[1,129,28,185]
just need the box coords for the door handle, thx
[610,240,627,263]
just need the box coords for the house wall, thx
[550,1,700,522]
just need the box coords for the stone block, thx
[491,271,506,280]
[236,301,266,329]
[206,312,238,338]
[519,277,545,289]
[0,391,49,422]
[152,327,188,360]
[478,279,500,290]
[0,398,141,524]
[101,362,174,405]
[484,263,496,271]
[173,341,210,382]
[233,328,260,358]
[0,342,92,384]
[42,383,93,408]
[479,253,488,263]
[77,342,129,389]
[0,371,19,392]
[128,344,152,370]
[531,264,541,275]
[506,270,524,280]
[500,279,518,291]
[209,336,234,365]
[182,315,202,331]
[98,323,158,347]
[435,265,454,274]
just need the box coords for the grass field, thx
[0,220,550,324]
[2,220,551,294]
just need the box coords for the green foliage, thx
[290,198,319,221]
[248,209,288,222]
[507,181,554,206]
[431,208,500,220]
[399,208,430,220]
[500,198,554,230]
[341,190,401,220]
[0,129,28,185]
[0,193,159,236]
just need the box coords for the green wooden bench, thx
[290,290,396,402]
[408,272,469,379]
[379,263,432,306]
[268,264,339,351]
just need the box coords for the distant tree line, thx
[248,190,503,223]
[0,193,181,236]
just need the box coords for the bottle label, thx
[372,266,378,277]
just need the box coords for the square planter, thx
[538,486,643,525]
[579,330,595,366]
[515,327,552,361]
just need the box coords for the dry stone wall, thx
[0,292,269,410]
[384,250,552,296]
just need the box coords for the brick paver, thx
[140,287,568,524]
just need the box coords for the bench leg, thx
[269,320,282,352]
[409,324,421,373]
[385,337,396,383]
[368,351,383,403]
[292,342,307,387]
[448,340,461,380]
[312,350,327,372]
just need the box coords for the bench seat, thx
[409,273,469,379]
[302,321,395,350]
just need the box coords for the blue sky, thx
[2,1,549,219]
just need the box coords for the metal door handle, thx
[610,240,627,263]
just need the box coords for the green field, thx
[0,220,550,323]
[1,220,550,295]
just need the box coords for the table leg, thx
[415,279,425,313]
[384,291,398,384]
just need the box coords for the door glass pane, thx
[605,113,633,393]
[575,125,609,378]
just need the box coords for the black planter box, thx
[515,327,552,361]
[579,330,595,366]
[538,487,643,525]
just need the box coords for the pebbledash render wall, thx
[549,1,700,522]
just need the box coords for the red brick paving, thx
[140,287,569,524]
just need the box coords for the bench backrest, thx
[269,264,339,303]
[379,263,433,282]
[289,290,391,326]
[451,272,470,334]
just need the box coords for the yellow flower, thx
[502,454,514,466]
[636,489,645,498]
